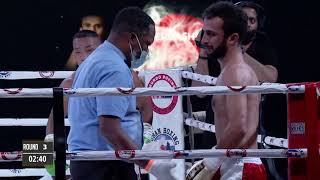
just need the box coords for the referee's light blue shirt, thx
[67,41,142,151]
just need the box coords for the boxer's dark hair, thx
[111,7,155,36]
[73,30,99,40]
[203,1,248,44]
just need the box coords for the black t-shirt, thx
[246,32,278,68]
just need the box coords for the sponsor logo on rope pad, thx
[3,88,23,94]
[284,149,304,157]
[39,71,54,78]
[115,150,136,159]
[0,152,22,160]
[10,169,22,174]
[0,71,11,78]
[226,149,247,157]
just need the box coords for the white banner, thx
[145,69,185,180]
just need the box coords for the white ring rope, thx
[181,71,286,87]
[183,111,207,122]
[181,71,217,85]
[0,115,288,148]
[0,168,54,177]
[0,70,302,89]
[185,118,288,148]
[0,112,203,127]
[0,118,70,126]
[0,84,305,98]
[0,71,73,80]
[0,161,71,177]
[0,148,307,162]
[0,66,195,80]
[0,117,288,148]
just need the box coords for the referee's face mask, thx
[128,32,148,69]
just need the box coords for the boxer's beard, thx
[208,38,227,60]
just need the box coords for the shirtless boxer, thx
[187,2,266,179]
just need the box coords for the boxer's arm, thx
[64,51,77,70]
[217,94,248,148]
[46,77,73,135]
[243,53,278,83]
[216,68,250,148]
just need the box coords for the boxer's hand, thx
[195,30,208,60]
[203,157,224,172]
[202,146,225,172]
[143,122,153,144]
[186,146,224,180]
[146,160,177,180]
[44,134,54,142]
[186,160,214,180]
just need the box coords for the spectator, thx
[65,14,106,70]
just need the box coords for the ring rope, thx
[183,111,207,122]
[0,70,303,90]
[0,118,70,126]
[0,65,195,80]
[0,113,204,126]
[181,71,217,85]
[181,71,286,87]
[0,117,288,148]
[0,148,307,162]
[0,111,264,128]
[185,118,288,148]
[0,84,305,98]
[0,71,73,80]
[0,70,219,84]
[0,168,68,177]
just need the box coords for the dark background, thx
[1,0,318,79]
[0,0,318,179]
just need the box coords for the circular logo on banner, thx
[0,71,11,78]
[39,71,54,78]
[147,74,178,114]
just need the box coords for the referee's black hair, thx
[111,6,155,36]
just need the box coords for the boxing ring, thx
[0,70,319,180]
